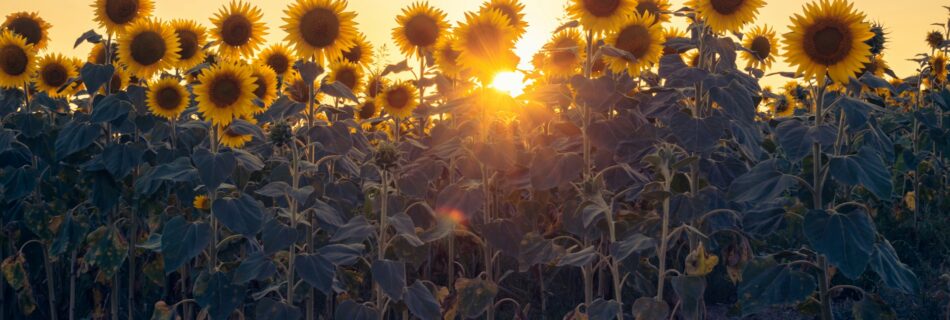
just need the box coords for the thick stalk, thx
[418,54,426,138]
[655,165,672,301]
[812,82,834,320]
[305,62,317,320]
[818,256,833,320]
[69,249,76,320]
[288,144,300,307]
[128,204,136,320]
[604,212,622,320]
[376,170,390,319]
[42,244,58,320]
[209,126,219,270]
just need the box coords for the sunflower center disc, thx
[210,77,241,107]
[221,15,252,46]
[0,45,28,76]
[266,54,289,75]
[288,79,309,103]
[711,0,745,15]
[342,44,362,63]
[157,87,182,110]
[176,30,199,60]
[131,31,167,66]
[616,25,652,59]
[335,68,357,90]
[805,22,851,65]
[387,88,410,110]
[636,1,661,17]
[6,18,42,46]
[42,64,68,88]
[583,0,621,18]
[751,36,771,60]
[405,15,440,48]
[551,39,578,66]
[359,100,376,119]
[106,0,140,25]
[300,8,340,48]
[253,76,268,100]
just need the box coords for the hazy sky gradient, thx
[2,0,948,84]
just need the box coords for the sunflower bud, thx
[865,23,887,55]
[927,30,945,51]
[268,121,293,147]
[374,141,400,171]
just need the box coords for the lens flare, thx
[489,71,526,97]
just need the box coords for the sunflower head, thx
[865,22,887,55]
[340,32,374,69]
[195,61,258,126]
[663,27,689,55]
[93,0,155,34]
[117,18,181,79]
[568,0,638,34]
[257,44,296,77]
[742,25,779,70]
[857,54,888,78]
[327,60,364,95]
[3,12,51,50]
[147,77,188,120]
[104,64,131,94]
[283,0,358,62]
[365,72,389,98]
[379,80,419,120]
[250,64,278,110]
[636,0,673,23]
[783,0,873,85]
[605,12,665,77]
[283,70,321,104]
[452,10,519,83]
[434,35,464,79]
[357,97,380,121]
[392,2,450,59]
[545,29,585,79]
[87,42,117,65]
[770,94,795,118]
[0,30,37,88]
[218,115,257,148]
[193,194,210,210]
[926,30,945,51]
[480,0,529,39]
[930,53,948,83]
[212,1,267,59]
[33,54,78,98]
[170,19,207,70]
[689,0,765,34]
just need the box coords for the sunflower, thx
[604,12,665,77]
[327,60,364,95]
[684,50,701,67]
[218,115,256,148]
[104,64,131,94]
[784,0,873,85]
[33,54,78,98]
[689,0,765,34]
[545,29,585,79]
[93,0,154,34]
[194,61,258,126]
[857,54,887,77]
[0,31,37,88]
[283,0,358,62]
[338,33,373,69]
[116,18,180,79]
[741,25,778,70]
[211,1,267,59]
[3,12,51,50]
[434,36,464,79]
[452,10,518,83]
[930,53,948,83]
[256,44,296,77]
[865,22,886,55]
[283,71,318,104]
[170,20,207,70]
[356,97,379,121]
[770,94,795,117]
[193,194,210,210]
[393,2,450,58]
[663,27,688,55]
[379,80,419,120]
[146,77,188,120]
[87,43,113,65]
[567,0,638,34]
[250,64,278,110]
[926,30,944,51]
[636,0,673,23]
[480,0,529,40]
[365,72,389,98]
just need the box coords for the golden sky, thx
[2,0,948,84]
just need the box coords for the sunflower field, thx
[0,0,948,319]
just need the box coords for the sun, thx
[490,71,526,97]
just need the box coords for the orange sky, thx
[1,0,948,85]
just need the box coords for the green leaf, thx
[587,298,622,320]
[194,272,245,320]
[212,193,265,237]
[79,63,114,94]
[84,226,128,278]
[631,297,669,320]
[804,208,876,279]
[829,147,893,200]
[255,298,301,320]
[609,233,656,261]
[193,148,236,191]
[728,159,798,203]
[233,252,276,284]
[454,278,498,318]
[90,93,132,123]
[101,142,144,179]
[295,254,335,295]
[2,255,37,315]
[405,280,441,320]
[334,300,377,320]
[372,259,407,301]
[161,216,211,274]
[738,257,816,316]
[672,276,706,320]
[869,240,919,295]
[54,120,101,160]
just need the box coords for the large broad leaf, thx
[804,207,876,279]
[334,300,377,320]
[90,93,132,123]
[557,246,598,267]
[55,120,101,160]
[316,243,365,266]
[727,159,798,203]
[436,181,484,222]
[84,226,128,278]
[672,276,706,320]
[481,219,523,257]
[329,216,374,243]
[310,122,353,155]
[372,259,406,301]
[101,142,144,179]
[587,299,622,320]
[50,213,88,256]
[530,147,584,190]
[828,147,892,200]
[609,233,656,261]
[161,216,211,274]
[405,280,441,320]
[262,218,297,255]
[212,193,265,237]
[454,278,498,319]
[388,212,424,247]
[869,240,919,295]
[631,298,669,320]
[193,148,236,191]
[195,272,245,320]
[295,254,335,295]
[80,63,114,95]
[233,252,276,284]
[709,81,755,125]
[669,112,729,153]
[738,257,817,316]
[135,157,196,195]
[255,298,301,320]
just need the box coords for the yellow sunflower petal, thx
[194,60,258,126]
[170,19,208,70]
[211,1,267,59]
[93,0,155,34]
[282,0,358,63]
[379,80,419,120]
[741,25,779,71]
[689,0,765,34]
[147,77,188,120]
[33,53,78,98]
[393,2,450,58]
[0,30,38,88]
[3,12,52,51]
[783,0,873,85]
[567,0,638,34]
[116,18,181,79]
[604,12,665,77]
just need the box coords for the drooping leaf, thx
[90,93,132,123]
[557,246,597,267]
[295,254,335,295]
[101,142,145,179]
[193,148,236,191]
[869,240,919,295]
[672,276,706,320]
[804,208,876,279]
[609,233,656,261]
[727,159,798,203]
[329,216,374,243]
[587,299,622,320]
[454,278,498,319]
[84,226,128,278]
[405,280,441,320]
[334,300,378,320]
[530,147,584,190]
[212,193,265,237]
[828,147,893,200]
[631,297,669,320]
[738,257,817,316]
[80,63,114,94]
[55,120,101,160]
[669,112,729,153]
[233,252,276,284]
[316,243,365,266]
[262,218,297,255]
[161,216,211,274]
[372,259,407,301]
[481,219,523,257]
[194,272,245,320]
[255,298,301,320]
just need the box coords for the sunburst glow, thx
[489,71,526,97]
